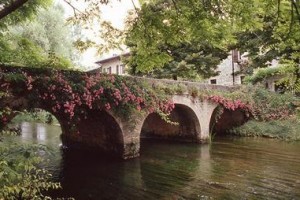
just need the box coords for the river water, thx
[8,122,300,199]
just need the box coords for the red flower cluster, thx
[158,99,175,114]
[1,70,176,123]
[23,72,33,90]
[207,95,250,111]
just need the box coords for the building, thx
[207,50,245,86]
[94,51,247,86]
[94,52,130,75]
[94,51,285,93]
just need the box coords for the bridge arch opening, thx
[66,110,124,156]
[140,104,201,142]
[1,108,63,146]
[209,106,248,137]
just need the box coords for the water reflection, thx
[17,122,61,146]
[53,141,212,199]
[9,122,300,200]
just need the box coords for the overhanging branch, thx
[0,0,29,21]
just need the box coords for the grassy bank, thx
[230,118,300,141]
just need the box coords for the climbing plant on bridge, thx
[151,81,298,122]
[0,66,175,131]
[1,66,298,132]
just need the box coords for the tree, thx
[2,0,299,78]
[10,4,78,62]
[231,0,300,92]
[127,41,228,80]
[0,3,81,69]
[0,0,52,29]
[232,0,299,67]
[125,0,300,81]
[0,0,124,67]
[124,0,233,78]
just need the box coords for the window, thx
[119,65,124,75]
[265,82,269,89]
[232,49,240,62]
[210,79,217,84]
[240,76,245,84]
[107,67,112,74]
[275,82,285,94]
[116,65,119,75]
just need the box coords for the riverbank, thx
[230,118,300,141]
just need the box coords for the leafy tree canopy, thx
[230,0,299,92]
[1,0,299,77]
[0,0,52,29]
[0,2,80,69]
[125,0,299,79]
[233,0,300,70]
[125,0,234,77]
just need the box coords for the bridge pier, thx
[171,95,218,142]
[60,111,145,159]
[196,100,219,140]
[119,115,145,159]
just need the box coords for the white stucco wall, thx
[207,51,244,86]
[101,58,126,75]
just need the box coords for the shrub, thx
[0,141,61,199]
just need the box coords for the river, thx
[7,122,300,199]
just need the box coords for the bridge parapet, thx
[129,76,237,92]
[0,64,237,93]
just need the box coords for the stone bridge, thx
[0,65,247,159]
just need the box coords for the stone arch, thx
[62,109,124,157]
[0,95,68,132]
[140,95,202,142]
[171,95,218,141]
[209,106,248,136]
[1,106,67,148]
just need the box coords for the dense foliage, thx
[125,0,232,78]
[2,66,298,131]
[245,62,300,94]
[0,0,52,29]
[12,110,58,124]
[124,0,300,80]
[0,132,61,199]
[202,85,295,121]
[0,3,79,69]
[2,1,298,79]
[234,0,300,70]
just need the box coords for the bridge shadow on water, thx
[50,138,212,200]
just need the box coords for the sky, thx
[60,0,140,68]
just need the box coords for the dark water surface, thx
[11,122,300,199]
